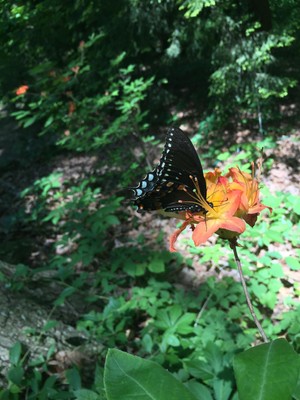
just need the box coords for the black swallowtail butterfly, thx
[132,127,209,213]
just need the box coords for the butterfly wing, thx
[132,127,207,212]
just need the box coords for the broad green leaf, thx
[286,257,300,271]
[269,263,284,277]
[8,366,24,386]
[142,334,153,353]
[233,339,300,400]
[166,333,180,346]
[104,349,197,400]
[148,257,165,273]
[217,151,230,161]
[9,342,22,365]
[260,291,277,309]
[6,383,22,394]
[251,282,267,298]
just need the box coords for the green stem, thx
[230,239,269,343]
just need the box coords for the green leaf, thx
[142,334,153,353]
[42,320,59,332]
[269,263,284,278]
[74,389,100,400]
[184,360,214,380]
[213,379,233,400]
[65,368,82,391]
[166,333,180,346]
[233,339,300,400]
[251,282,267,298]
[41,375,57,392]
[94,364,105,394]
[176,313,196,334]
[44,115,54,127]
[54,286,77,306]
[293,378,300,399]
[185,380,213,400]
[7,383,22,394]
[8,366,24,386]
[46,344,56,360]
[23,116,37,128]
[286,257,300,271]
[124,261,147,276]
[104,215,120,226]
[29,355,45,367]
[148,257,165,273]
[217,152,230,161]
[9,342,22,365]
[104,349,197,400]
[261,291,277,309]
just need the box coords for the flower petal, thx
[192,219,221,246]
[215,190,243,217]
[248,203,272,214]
[169,220,190,252]
[219,216,246,233]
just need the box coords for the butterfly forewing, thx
[132,127,207,212]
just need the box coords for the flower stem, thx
[230,239,269,343]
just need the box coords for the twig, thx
[230,238,269,343]
[194,293,212,327]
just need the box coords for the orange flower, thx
[170,167,271,252]
[16,85,29,96]
[226,167,272,226]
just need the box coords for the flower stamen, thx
[188,175,214,213]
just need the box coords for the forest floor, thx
[0,109,299,384]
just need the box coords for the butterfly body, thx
[132,127,209,213]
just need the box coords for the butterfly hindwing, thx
[132,127,207,212]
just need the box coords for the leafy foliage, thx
[0,0,299,399]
